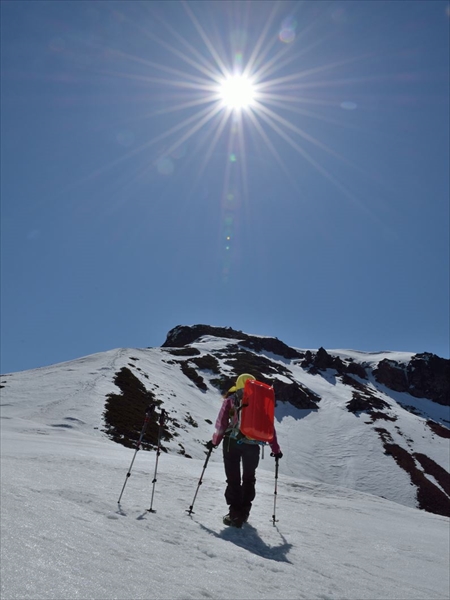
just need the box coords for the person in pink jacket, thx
[207,373,282,528]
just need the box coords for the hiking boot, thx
[223,513,243,528]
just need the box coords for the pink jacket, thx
[212,395,281,454]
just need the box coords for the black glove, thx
[206,440,217,450]
[271,451,283,459]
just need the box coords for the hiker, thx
[207,373,282,528]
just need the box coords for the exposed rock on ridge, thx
[374,354,450,406]
[162,324,302,359]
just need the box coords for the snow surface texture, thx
[1,340,449,600]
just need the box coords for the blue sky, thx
[1,0,449,374]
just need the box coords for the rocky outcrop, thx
[103,367,172,451]
[407,353,450,406]
[301,347,368,379]
[374,360,408,392]
[163,325,448,409]
[162,325,302,359]
[162,330,321,410]
[374,354,450,406]
[271,379,320,409]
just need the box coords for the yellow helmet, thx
[235,373,256,390]
[225,386,236,397]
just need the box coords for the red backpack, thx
[234,379,275,443]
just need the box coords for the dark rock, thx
[179,362,208,391]
[162,324,302,360]
[407,353,450,406]
[345,361,368,379]
[347,392,390,414]
[374,354,450,406]
[190,354,221,374]
[373,428,450,517]
[271,379,320,410]
[301,350,313,367]
[426,420,450,438]
[333,356,345,373]
[103,368,171,451]
[163,347,201,357]
[313,347,335,370]
[374,359,408,392]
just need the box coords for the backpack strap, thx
[225,392,245,440]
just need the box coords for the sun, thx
[218,74,256,110]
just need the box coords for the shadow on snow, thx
[198,522,293,564]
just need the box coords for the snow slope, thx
[1,336,449,599]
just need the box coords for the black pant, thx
[223,437,260,520]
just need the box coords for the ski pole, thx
[272,456,279,525]
[118,404,155,505]
[147,409,166,513]
[186,447,213,516]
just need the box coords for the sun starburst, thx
[217,74,257,110]
[78,2,387,282]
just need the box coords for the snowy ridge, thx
[1,327,449,599]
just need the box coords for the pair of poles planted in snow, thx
[117,403,166,513]
[118,406,280,523]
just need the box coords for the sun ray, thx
[270,72,395,92]
[109,6,222,83]
[134,27,223,84]
[79,102,221,186]
[253,105,377,219]
[196,109,233,180]
[149,94,220,117]
[151,9,222,79]
[252,32,332,83]
[98,47,217,88]
[236,112,249,211]
[254,98,389,187]
[259,93,391,143]
[256,54,373,91]
[97,68,217,93]
[158,102,224,161]
[243,1,281,78]
[182,0,230,78]
[246,108,309,198]
[255,101,363,173]
[257,92,343,108]
[258,95,361,131]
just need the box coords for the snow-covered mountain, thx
[1,325,449,599]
